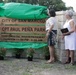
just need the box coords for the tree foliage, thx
[37,0,67,11]
[67,6,74,11]
[0,0,3,2]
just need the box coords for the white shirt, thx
[45,17,56,31]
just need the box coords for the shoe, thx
[47,59,55,64]
[70,62,74,65]
[64,57,71,64]
[69,57,71,63]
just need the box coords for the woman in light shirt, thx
[45,9,57,63]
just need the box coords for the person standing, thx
[45,9,57,63]
[62,10,76,65]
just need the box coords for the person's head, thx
[65,10,73,19]
[47,9,56,17]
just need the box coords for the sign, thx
[0,18,46,42]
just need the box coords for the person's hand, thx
[46,32,49,39]
[63,33,66,36]
[63,33,70,36]
[62,34,64,40]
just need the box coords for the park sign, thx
[0,18,46,42]
[0,3,48,48]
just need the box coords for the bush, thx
[0,48,6,60]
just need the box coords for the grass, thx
[23,72,32,75]
[0,58,76,75]
[65,64,76,69]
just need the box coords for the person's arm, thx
[75,25,76,32]
[63,20,75,36]
[47,25,54,33]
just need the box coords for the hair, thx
[65,10,73,17]
[49,9,56,17]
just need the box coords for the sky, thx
[62,0,76,12]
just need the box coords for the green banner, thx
[0,3,48,19]
[0,42,47,49]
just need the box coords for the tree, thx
[37,0,67,11]
[67,6,74,11]
[0,0,3,2]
